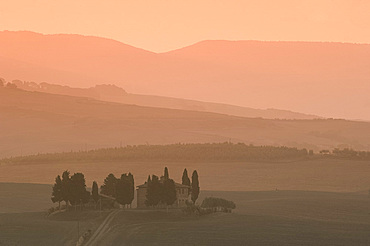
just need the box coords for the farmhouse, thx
[137,177,191,208]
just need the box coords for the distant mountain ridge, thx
[10,79,321,120]
[0,31,369,120]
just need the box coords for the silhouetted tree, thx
[0,78,4,87]
[116,173,134,207]
[61,170,71,209]
[92,181,99,207]
[51,175,63,210]
[101,173,117,197]
[145,175,161,207]
[201,197,236,209]
[162,178,177,209]
[164,167,169,180]
[115,178,127,206]
[182,168,191,186]
[191,170,200,203]
[69,173,89,209]
[127,173,134,207]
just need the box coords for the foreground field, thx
[98,191,370,246]
[1,159,370,192]
[1,183,370,245]
[0,210,108,246]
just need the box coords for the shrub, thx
[201,197,236,209]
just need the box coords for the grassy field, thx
[0,183,52,213]
[96,190,370,246]
[0,210,109,246]
[1,159,370,192]
[1,183,370,245]
[0,183,109,245]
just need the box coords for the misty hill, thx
[11,80,320,120]
[1,87,370,158]
[0,31,369,120]
[0,143,310,164]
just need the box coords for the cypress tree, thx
[61,170,71,209]
[127,173,134,207]
[145,175,161,207]
[70,173,89,209]
[145,175,153,207]
[92,181,99,207]
[164,167,169,180]
[116,173,134,207]
[115,178,127,206]
[191,170,200,203]
[51,175,63,210]
[162,178,177,208]
[181,168,191,186]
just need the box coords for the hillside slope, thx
[12,81,320,120]
[1,87,370,158]
[0,31,369,120]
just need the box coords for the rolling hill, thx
[1,87,370,158]
[10,80,320,120]
[1,31,370,120]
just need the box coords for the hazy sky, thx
[1,0,369,52]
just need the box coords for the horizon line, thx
[2,29,370,54]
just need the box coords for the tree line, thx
[51,170,135,211]
[318,148,370,160]
[51,170,91,210]
[51,168,198,211]
[4,143,311,164]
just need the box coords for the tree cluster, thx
[51,170,135,211]
[145,168,177,208]
[145,167,200,208]
[51,170,90,210]
[0,78,17,89]
[2,143,311,164]
[100,173,134,207]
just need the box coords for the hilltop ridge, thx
[1,31,369,120]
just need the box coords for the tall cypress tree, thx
[116,173,134,207]
[61,170,71,209]
[115,178,127,206]
[182,168,191,186]
[191,170,200,203]
[127,173,134,207]
[51,175,63,210]
[162,178,177,208]
[164,167,169,180]
[92,181,99,207]
[70,173,89,209]
[145,175,161,207]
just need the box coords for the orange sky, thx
[1,0,369,52]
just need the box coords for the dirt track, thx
[84,209,121,246]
